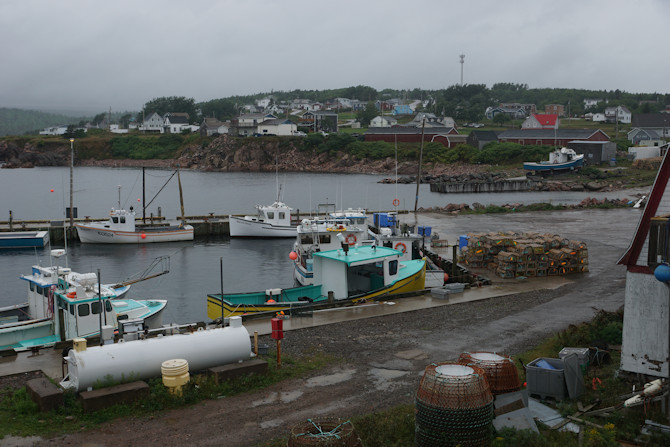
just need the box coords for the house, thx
[232,113,277,137]
[39,125,69,135]
[522,114,559,130]
[407,113,455,128]
[617,148,670,378]
[544,104,565,117]
[369,116,398,128]
[499,103,536,116]
[139,112,164,133]
[200,118,230,136]
[627,128,663,146]
[591,113,607,123]
[164,114,190,134]
[256,118,297,136]
[566,140,616,164]
[497,129,610,147]
[392,105,413,116]
[301,111,338,133]
[466,131,499,150]
[256,96,273,109]
[604,106,631,124]
[364,127,464,148]
[485,106,527,120]
[583,98,602,109]
[109,124,128,134]
[631,113,670,140]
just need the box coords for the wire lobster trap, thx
[458,352,521,396]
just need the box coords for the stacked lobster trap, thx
[459,232,588,279]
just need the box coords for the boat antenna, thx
[395,134,398,209]
[142,167,146,223]
[117,185,122,209]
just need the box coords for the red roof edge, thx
[618,151,670,266]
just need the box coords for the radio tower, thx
[459,54,465,86]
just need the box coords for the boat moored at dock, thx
[0,231,49,249]
[207,244,426,319]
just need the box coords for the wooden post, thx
[452,245,458,282]
[328,291,334,303]
[254,331,258,356]
[276,339,282,369]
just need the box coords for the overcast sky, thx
[1,0,668,114]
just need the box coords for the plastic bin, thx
[559,347,589,373]
[526,357,567,401]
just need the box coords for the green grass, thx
[0,351,336,439]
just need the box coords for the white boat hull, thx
[229,216,295,238]
[76,224,194,244]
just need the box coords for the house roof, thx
[260,118,294,126]
[632,113,670,128]
[166,115,189,124]
[469,130,499,140]
[364,127,457,135]
[498,129,609,139]
[618,148,670,271]
[532,114,558,126]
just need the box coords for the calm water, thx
[0,167,648,324]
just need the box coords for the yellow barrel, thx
[72,338,87,352]
[161,359,190,395]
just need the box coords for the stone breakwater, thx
[418,197,637,214]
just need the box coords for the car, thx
[291,131,306,136]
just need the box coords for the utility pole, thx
[414,117,426,214]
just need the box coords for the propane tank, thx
[61,316,251,392]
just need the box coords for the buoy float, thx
[345,234,357,246]
[141,233,146,239]
[161,359,190,396]
[289,251,298,260]
[266,299,276,304]
[393,198,400,207]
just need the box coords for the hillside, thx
[0,108,90,137]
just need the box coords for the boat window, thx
[278,212,285,219]
[105,300,113,312]
[43,287,50,297]
[78,304,90,317]
[91,301,102,315]
[389,260,398,275]
[112,217,119,223]
[29,282,34,292]
[36,286,43,295]
[69,304,75,315]
[120,216,126,223]
[319,234,331,244]
[267,212,274,219]
[300,235,313,244]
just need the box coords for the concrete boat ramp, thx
[0,274,570,383]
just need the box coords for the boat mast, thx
[414,116,426,214]
[177,168,186,226]
[117,185,121,209]
[142,167,146,223]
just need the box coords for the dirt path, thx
[31,209,637,447]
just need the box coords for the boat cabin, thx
[251,201,291,226]
[104,208,137,231]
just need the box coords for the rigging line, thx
[145,170,177,209]
[122,170,142,210]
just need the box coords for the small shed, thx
[566,140,616,165]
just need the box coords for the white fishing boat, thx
[229,201,295,238]
[0,250,167,351]
[523,147,584,174]
[76,172,194,244]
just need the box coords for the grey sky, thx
[1,0,668,114]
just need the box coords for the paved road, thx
[19,208,641,447]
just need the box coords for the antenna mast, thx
[459,54,465,86]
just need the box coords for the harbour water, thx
[0,166,649,324]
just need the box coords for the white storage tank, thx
[61,316,252,392]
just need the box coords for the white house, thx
[200,118,230,136]
[256,118,297,136]
[618,148,670,378]
[521,114,559,130]
[583,98,602,109]
[39,125,69,135]
[234,113,277,136]
[605,106,632,124]
[256,96,273,109]
[164,114,190,134]
[109,124,128,134]
[369,116,398,128]
[591,113,607,123]
[140,112,165,133]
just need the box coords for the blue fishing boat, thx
[523,147,584,174]
[207,244,426,319]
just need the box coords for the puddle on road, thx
[251,390,304,407]
[368,368,410,391]
[306,369,356,387]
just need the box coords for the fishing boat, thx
[328,207,368,226]
[523,147,584,174]
[229,200,295,238]
[292,217,370,286]
[207,244,426,319]
[0,231,49,249]
[75,171,194,243]
[0,250,167,351]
